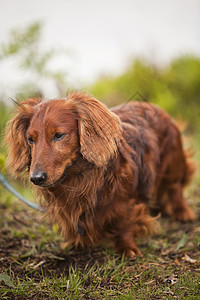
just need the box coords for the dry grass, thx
[0,180,200,299]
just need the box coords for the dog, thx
[5,92,195,257]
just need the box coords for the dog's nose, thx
[30,171,47,186]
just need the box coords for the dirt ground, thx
[0,188,200,299]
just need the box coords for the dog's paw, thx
[173,206,195,222]
[126,249,143,258]
[61,241,71,250]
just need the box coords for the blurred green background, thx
[0,23,199,201]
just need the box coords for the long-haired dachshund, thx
[5,92,195,257]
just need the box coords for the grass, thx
[0,187,200,299]
[1,246,200,300]
[0,135,200,299]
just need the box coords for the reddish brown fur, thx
[4,92,195,256]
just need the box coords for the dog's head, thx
[5,93,122,187]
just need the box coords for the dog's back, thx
[112,101,195,220]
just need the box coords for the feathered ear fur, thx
[4,98,41,177]
[67,93,122,167]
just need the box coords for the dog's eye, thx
[27,136,34,144]
[53,132,66,141]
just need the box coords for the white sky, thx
[0,0,199,98]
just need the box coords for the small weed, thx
[0,158,200,299]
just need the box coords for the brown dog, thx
[5,92,195,257]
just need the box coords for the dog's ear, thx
[69,93,122,167]
[4,98,41,177]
